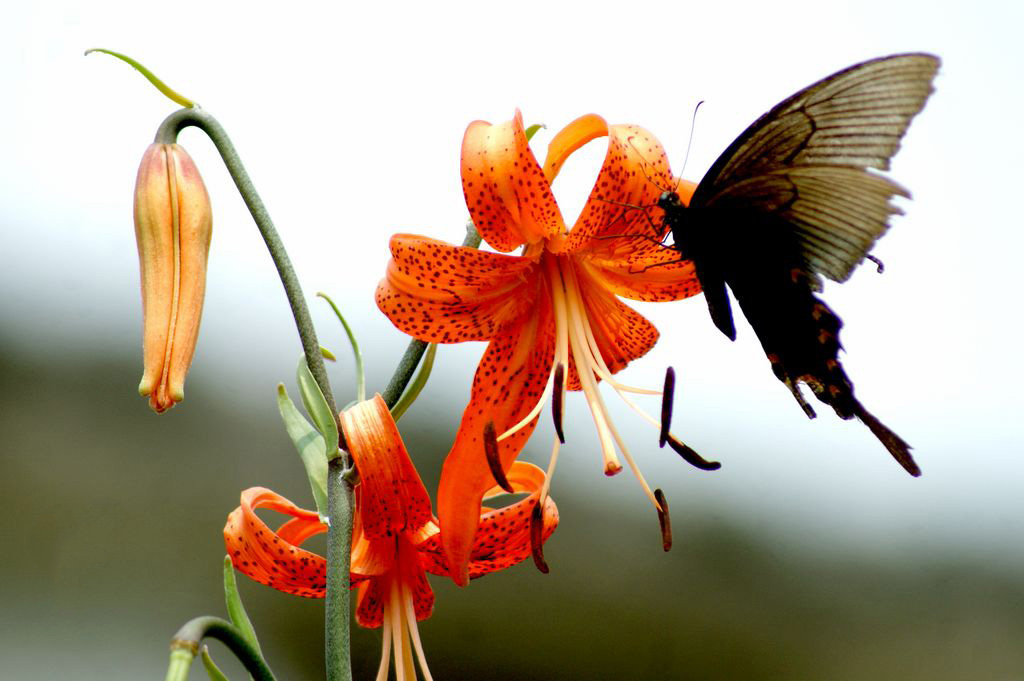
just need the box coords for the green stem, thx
[154,108,343,447]
[381,222,482,407]
[326,458,354,681]
[155,109,354,680]
[164,616,275,681]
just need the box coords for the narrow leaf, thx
[317,292,365,402]
[390,343,437,421]
[276,384,329,519]
[201,645,231,681]
[296,359,340,461]
[84,48,196,108]
[223,556,262,656]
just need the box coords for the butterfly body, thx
[660,54,938,476]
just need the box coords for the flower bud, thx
[134,143,212,412]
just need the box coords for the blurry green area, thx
[2,344,1024,681]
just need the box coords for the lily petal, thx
[579,246,701,302]
[419,462,559,578]
[462,110,565,251]
[437,293,556,586]
[469,462,559,578]
[341,395,432,539]
[543,114,610,184]
[557,124,675,253]
[223,487,328,598]
[572,177,700,302]
[376,234,542,343]
[573,262,661,375]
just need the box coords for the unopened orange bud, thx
[134,143,212,413]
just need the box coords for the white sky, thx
[2,0,1023,559]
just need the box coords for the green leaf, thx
[201,645,231,681]
[222,556,262,656]
[276,384,329,519]
[524,123,546,142]
[317,292,365,403]
[391,343,437,421]
[296,359,340,462]
[84,48,196,108]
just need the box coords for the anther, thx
[530,501,550,574]
[483,421,514,494]
[659,366,675,448]
[654,488,672,552]
[552,363,566,444]
[666,435,721,471]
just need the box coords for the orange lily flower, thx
[377,111,704,585]
[224,395,557,681]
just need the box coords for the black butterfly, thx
[658,53,939,476]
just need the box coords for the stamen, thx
[603,409,660,508]
[562,268,622,473]
[389,580,409,681]
[402,583,435,681]
[580,307,709,467]
[530,501,550,574]
[376,606,392,681]
[538,434,561,506]
[552,363,566,444]
[666,435,721,471]
[654,488,672,552]
[660,366,675,448]
[484,422,515,494]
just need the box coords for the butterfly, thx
[657,53,939,476]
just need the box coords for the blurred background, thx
[3,1,1023,679]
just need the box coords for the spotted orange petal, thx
[436,292,556,586]
[569,177,700,302]
[376,234,543,343]
[554,124,675,254]
[341,395,432,540]
[579,245,701,302]
[419,462,559,578]
[224,487,329,598]
[469,462,559,578]
[461,110,565,251]
[568,260,661,375]
[542,113,610,184]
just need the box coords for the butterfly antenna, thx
[674,100,704,194]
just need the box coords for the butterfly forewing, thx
[691,53,939,283]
